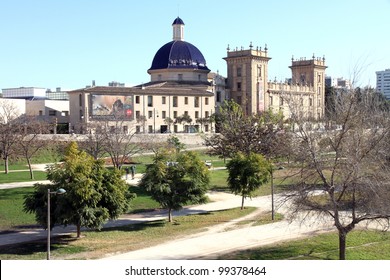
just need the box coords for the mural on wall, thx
[90,94,134,120]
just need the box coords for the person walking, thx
[125,167,130,180]
[130,165,136,180]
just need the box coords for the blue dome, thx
[149,40,209,71]
[172,17,184,25]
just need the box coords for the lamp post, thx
[47,188,66,260]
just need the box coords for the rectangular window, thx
[205,124,209,132]
[216,91,221,102]
[237,82,241,91]
[237,96,242,105]
[184,111,189,116]
[173,111,178,118]
[162,111,166,119]
[195,111,199,119]
[205,111,209,118]
[174,124,178,133]
[148,125,153,133]
[61,111,69,117]
[49,110,56,116]
[135,96,140,104]
[148,96,153,107]
[237,67,242,77]
[280,97,284,106]
[136,126,141,133]
[136,111,140,119]
[79,94,82,107]
[39,110,43,116]
[194,97,199,107]
[205,97,209,105]
[148,111,153,118]
[184,97,188,105]
[309,98,313,106]
[162,96,166,104]
[173,96,178,107]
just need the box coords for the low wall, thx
[38,133,209,147]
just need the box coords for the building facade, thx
[69,17,216,134]
[225,46,327,119]
[376,69,390,99]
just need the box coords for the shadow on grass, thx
[0,234,84,257]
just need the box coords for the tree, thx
[16,116,51,179]
[284,88,390,260]
[0,100,23,174]
[100,114,144,169]
[139,149,210,222]
[78,122,107,160]
[24,142,134,238]
[176,113,193,133]
[205,100,285,158]
[226,152,271,209]
[164,117,174,133]
[167,135,185,153]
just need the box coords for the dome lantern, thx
[172,17,185,41]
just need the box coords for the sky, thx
[1,0,389,91]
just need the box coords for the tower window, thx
[237,67,242,77]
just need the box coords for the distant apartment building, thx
[376,69,390,99]
[325,76,352,89]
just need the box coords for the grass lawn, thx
[127,185,161,213]
[0,207,258,260]
[0,171,47,184]
[216,230,390,260]
[0,187,37,230]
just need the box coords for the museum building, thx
[68,17,216,134]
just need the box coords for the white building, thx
[376,69,390,99]
[2,87,47,99]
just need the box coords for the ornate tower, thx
[289,55,327,119]
[224,44,271,115]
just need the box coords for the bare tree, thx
[100,115,144,169]
[284,88,390,260]
[78,122,107,160]
[16,116,51,179]
[0,100,23,173]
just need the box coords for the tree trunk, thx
[241,195,245,210]
[168,208,173,223]
[27,157,34,180]
[338,230,347,260]
[77,222,81,238]
[4,155,9,174]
